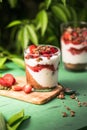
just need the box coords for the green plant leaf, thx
[0,113,6,130]
[7,20,22,28]
[36,10,48,36]
[0,47,10,56]
[26,24,38,45]
[7,0,17,8]
[16,29,23,53]
[61,0,66,6]
[45,35,57,43]
[7,109,31,130]
[11,115,30,130]
[17,26,29,49]
[51,5,68,22]
[56,3,72,21]
[23,26,30,48]
[0,57,7,67]
[68,6,77,21]
[0,65,8,70]
[6,123,14,130]
[78,8,87,21]
[11,57,25,69]
[45,0,52,9]
[8,109,24,126]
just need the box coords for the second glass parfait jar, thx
[61,21,87,71]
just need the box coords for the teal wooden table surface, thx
[0,62,87,130]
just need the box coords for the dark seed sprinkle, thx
[62,112,68,117]
[70,111,75,117]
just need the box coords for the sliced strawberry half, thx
[50,47,58,54]
[23,85,32,94]
[71,31,78,38]
[62,32,72,44]
[0,77,9,86]
[12,85,23,91]
[29,45,37,54]
[3,74,16,87]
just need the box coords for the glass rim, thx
[60,21,87,33]
[24,44,61,56]
[61,21,87,26]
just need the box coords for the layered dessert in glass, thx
[61,22,87,71]
[24,45,60,89]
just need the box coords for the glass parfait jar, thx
[24,45,60,89]
[61,21,87,71]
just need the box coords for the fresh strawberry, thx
[3,74,16,87]
[23,85,32,94]
[12,85,23,91]
[63,32,71,44]
[71,31,78,38]
[72,37,82,45]
[50,47,58,54]
[0,77,8,86]
[29,45,37,54]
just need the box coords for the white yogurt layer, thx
[25,54,60,68]
[27,67,58,87]
[61,40,87,64]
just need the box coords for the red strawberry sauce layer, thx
[25,45,59,72]
[69,47,87,55]
[62,27,87,55]
[27,64,55,72]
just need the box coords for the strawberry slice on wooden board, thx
[0,74,16,87]
[12,85,23,91]
[23,85,32,94]
[0,77,9,87]
[3,74,16,86]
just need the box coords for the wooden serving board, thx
[0,77,63,105]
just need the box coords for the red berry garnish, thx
[71,31,78,38]
[23,85,32,94]
[72,37,82,45]
[29,45,37,54]
[50,47,58,53]
[25,45,59,60]
[62,32,71,43]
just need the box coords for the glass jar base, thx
[33,87,56,92]
[64,63,87,72]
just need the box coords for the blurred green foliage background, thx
[0,0,87,69]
